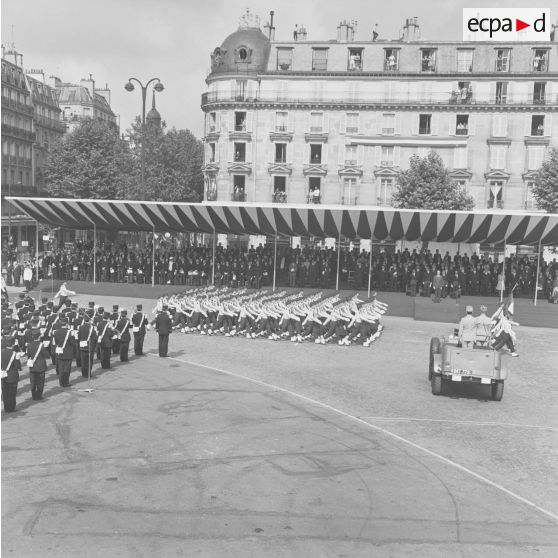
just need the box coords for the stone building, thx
[201,15,557,211]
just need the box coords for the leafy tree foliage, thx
[532,146,558,213]
[119,118,204,202]
[44,118,134,199]
[393,151,475,211]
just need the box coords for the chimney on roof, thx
[26,68,45,83]
[80,75,95,97]
[337,20,356,42]
[48,75,62,89]
[401,17,420,41]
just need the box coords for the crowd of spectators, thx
[3,241,558,300]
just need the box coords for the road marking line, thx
[149,353,558,523]
[358,416,558,431]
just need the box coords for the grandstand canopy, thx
[6,197,558,245]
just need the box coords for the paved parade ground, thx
[2,291,558,557]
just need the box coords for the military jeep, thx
[428,335,510,401]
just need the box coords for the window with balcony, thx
[489,145,507,169]
[208,143,216,163]
[348,48,363,71]
[533,82,546,104]
[456,114,469,135]
[235,80,247,101]
[308,177,321,203]
[277,48,293,70]
[419,114,431,135]
[275,111,288,132]
[457,49,474,72]
[234,143,246,162]
[421,49,437,72]
[309,112,323,133]
[234,111,246,132]
[275,143,287,163]
[233,175,246,201]
[533,49,549,72]
[524,181,536,210]
[378,178,394,206]
[381,146,394,167]
[273,176,287,202]
[381,113,395,135]
[384,49,399,71]
[488,180,504,209]
[206,176,217,201]
[456,81,473,104]
[312,48,328,71]
[495,82,508,105]
[342,178,358,205]
[310,144,322,164]
[531,115,545,136]
[346,112,359,133]
[344,145,357,165]
[495,49,511,72]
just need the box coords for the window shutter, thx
[323,113,330,133]
[524,114,532,136]
[544,114,552,136]
[394,146,401,167]
[322,143,329,164]
[288,110,295,133]
[448,114,455,135]
[431,113,440,135]
[246,111,253,133]
[411,114,419,135]
[228,111,234,133]
[340,113,347,135]
[374,145,382,165]
[468,114,475,136]
[358,145,364,165]
[395,113,402,135]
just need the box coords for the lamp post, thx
[124,77,164,189]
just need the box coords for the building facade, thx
[50,74,117,133]
[201,17,557,212]
[1,48,36,250]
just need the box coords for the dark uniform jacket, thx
[131,311,147,334]
[25,341,50,373]
[1,348,20,383]
[53,327,76,359]
[155,312,172,335]
[114,318,131,342]
[78,322,98,349]
[97,320,113,349]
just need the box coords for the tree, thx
[44,118,135,199]
[393,151,475,210]
[120,119,204,202]
[532,146,558,213]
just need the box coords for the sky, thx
[1,0,545,138]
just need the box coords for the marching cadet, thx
[154,304,172,357]
[97,312,114,369]
[110,305,121,355]
[131,304,148,356]
[72,308,86,369]
[78,310,98,378]
[53,317,75,387]
[1,335,21,412]
[93,306,105,361]
[25,328,51,400]
[114,310,131,362]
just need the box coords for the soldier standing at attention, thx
[78,310,97,378]
[53,317,75,387]
[154,304,172,357]
[110,305,121,355]
[25,328,50,400]
[1,336,21,412]
[131,304,148,356]
[98,312,113,370]
[115,310,131,362]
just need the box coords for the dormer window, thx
[421,49,437,72]
[238,48,247,61]
[235,46,252,63]
[348,48,363,71]
[533,49,549,72]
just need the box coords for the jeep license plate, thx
[452,368,474,375]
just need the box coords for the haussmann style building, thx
[200,14,557,212]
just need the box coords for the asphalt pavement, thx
[2,292,558,557]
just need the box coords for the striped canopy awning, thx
[6,197,558,245]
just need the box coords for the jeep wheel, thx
[431,374,443,395]
[429,337,441,381]
[492,381,504,402]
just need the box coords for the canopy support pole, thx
[35,221,39,283]
[534,240,542,306]
[93,223,97,285]
[152,226,155,288]
[273,234,277,292]
[367,238,373,298]
[212,230,216,286]
[336,231,341,291]
[500,241,506,303]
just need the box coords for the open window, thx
[348,48,363,71]
[420,49,437,72]
[234,111,246,132]
[233,175,246,201]
[533,82,546,104]
[273,176,287,202]
[308,177,321,203]
[531,115,545,136]
[495,49,511,72]
[234,143,246,162]
[533,49,549,72]
[310,144,322,164]
[275,143,287,163]
[384,49,399,70]
[419,114,432,135]
[456,115,469,135]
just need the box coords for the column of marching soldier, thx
[1,293,150,413]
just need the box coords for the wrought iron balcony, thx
[206,190,218,201]
[231,192,247,202]
[487,200,504,209]
[272,191,287,203]
[307,194,321,204]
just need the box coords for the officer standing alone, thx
[458,305,477,348]
[154,304,172,357]
[131,304,148,356]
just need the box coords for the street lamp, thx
[124,77,164,190]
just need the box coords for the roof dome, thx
[209,26,270,76]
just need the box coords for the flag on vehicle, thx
[491,291,514,321]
